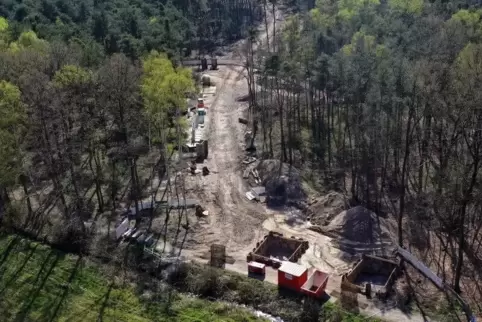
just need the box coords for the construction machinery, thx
[183,102,209,162]
[201,74,213,87]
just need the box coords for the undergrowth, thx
[0,234,264,322]
[0,233,385,321]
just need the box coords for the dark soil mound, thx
[257,160,306,206]
[306,192,348,225]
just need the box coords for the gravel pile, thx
[324,206,393,249]
[306,191,347,225]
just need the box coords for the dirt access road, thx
[180,8,349,283]
[181,10,278,264]
[179,9,430,322]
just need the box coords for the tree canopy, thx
[0,80,25,187]
[0,0,263,60]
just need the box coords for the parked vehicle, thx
[197,98,204,108]
[123,228,137,240]
[131,230,143,241]
[137,234,146,244]
[144,234,155,247]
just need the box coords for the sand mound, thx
[324,206,393,250]
[256,160,306,205]
[307,191,347,225]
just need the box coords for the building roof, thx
[278,261,307,277]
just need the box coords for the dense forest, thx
[249,0,482,309]
[0,0,264,238]
[0,0,263,59]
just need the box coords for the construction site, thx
[108,64,443,322]
[109,11,477,322]
[247,231,309,268]
[2,0,482,320]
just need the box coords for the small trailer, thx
[123,228,136,240]
[115,218,129,240]
[131,230,143,241]
[136,233,146,244]
[277,261,330,298]
[278,261,308,291]
[301,270,329,298]
[248,261,266,275]
[144,234,155,247]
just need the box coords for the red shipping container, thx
[301,269,329,298]
[248,261,266,275]
[278,262,308,291]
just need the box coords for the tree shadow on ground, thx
[96,281,115,322]
[277,287,332,321]
[0,236,20,269]
[14,250,62,322]
[277,286,303,303]
[96,239,136,322]
[47,256,83,322]
[0,243,39,295]
[467,275,482,317]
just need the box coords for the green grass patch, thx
[0,234,265,322]
[171,263,383,322]
[0,233,384,322]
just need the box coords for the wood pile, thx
[251,169,261,184]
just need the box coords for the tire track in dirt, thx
[185,67,236,250]
[183,8,279,259]
[207,68,264,248]
[183,64,267,259]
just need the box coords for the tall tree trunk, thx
[276,76,287,162]
[0,186,9,221]
[20,175,33,219]
[272,2,276,52]
[454,126,481,292]
[398,102,415,247]
[263,0,270,52]
[90,150,104,214]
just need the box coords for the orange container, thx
[278,262,308,291]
